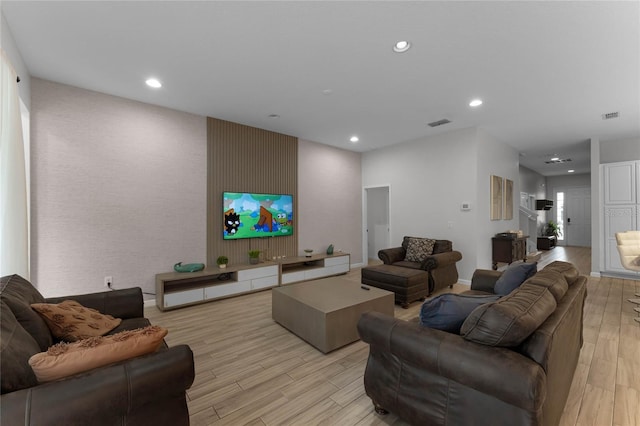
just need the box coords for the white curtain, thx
[0,49,29,278]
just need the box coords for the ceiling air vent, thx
[544,158,572,164]
[428,119,451,128]
[602,112,619,120]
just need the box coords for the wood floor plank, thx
[144,246,639,426]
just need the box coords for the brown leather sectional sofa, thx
[377,237,462,295]
[1,274,195,426]
[358,261,587,426]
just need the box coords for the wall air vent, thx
[544,158,572,164]
[428,119,451,128]
[602,112,620,120]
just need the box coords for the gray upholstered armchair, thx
[378,236,462,294]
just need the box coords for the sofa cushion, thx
[29,325,168,383]
[461,283,557,347]
[524,269,568,302]
[543,261,580,286]
[419,293,501,333]
[404,238,436,262]
[0,274,53,351]
[31,300,122,342]
[494,262,537,296]
[0,300,41,393]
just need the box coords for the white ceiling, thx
[2,1,639,176]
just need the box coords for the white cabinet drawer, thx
[282,270,306,284]
[327,263,349,275]
[305,268,328,280]
[237,265,279,281]
[324,255,349,267]
[252,275,278,290]
[204,281,251,300]
[164,288,203,308]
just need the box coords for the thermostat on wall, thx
[461,202,471,211]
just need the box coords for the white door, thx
[365,186,390,262]
[565,187,591,247]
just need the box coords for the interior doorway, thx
[364,186,390,263]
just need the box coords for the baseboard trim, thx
[144,298,156,308]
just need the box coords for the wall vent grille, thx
[602,112,620,120]
[544,158,572,164]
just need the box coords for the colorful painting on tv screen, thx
[223,192,293,240]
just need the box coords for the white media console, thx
[155,252,350,311]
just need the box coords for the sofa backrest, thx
[0,275,55,394]
[401,236,452,254]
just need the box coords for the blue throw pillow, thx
[494,262,537,296]
[419,293,502,333]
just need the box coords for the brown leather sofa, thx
[378,237,462,294]
[358,261,587,426]
[1,274,195,426]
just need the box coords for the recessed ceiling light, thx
[350,136,359,143]
[568,169,575,173]
[550,157,560,161]
[469,99,483,107]
[393,41,411,53]
[145,78,162,88]
[268,114,280,119]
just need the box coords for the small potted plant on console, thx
[248,250,260,265]
[216,256,228,269]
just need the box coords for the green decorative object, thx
[248,250,260,265]
[545,220,562,238]
[216,256,228,269]
[326,244,334,255]
[174,262,205,273]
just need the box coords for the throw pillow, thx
[405,238,436,262]
[494,262,537,296]
[419,293,502,333]
[31,300,122,342]
[29,325,168,383]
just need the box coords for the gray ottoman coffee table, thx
[361,264,429,308]
[272,277,394,353]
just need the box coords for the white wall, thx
[600,137,640,163]
[475,128,520,270]
[519,165,547,237]
[298,139,362,264]
[362,127,501,282]
[31,79,207,297]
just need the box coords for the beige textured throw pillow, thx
[31,300,121,342]
[404,238,436,262]
[29,325,168,382]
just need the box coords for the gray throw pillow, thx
[419,293,502,333]
[494,262,537,296]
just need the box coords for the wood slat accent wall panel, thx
[207,117,298,266]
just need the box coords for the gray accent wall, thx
[31,79,207,297]
[298,139,362,264]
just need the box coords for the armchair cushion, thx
[419,293,501,333]
[29,325,168,383]
[31,300,122,342]
[404,237,436,262]
[494,262,537,296]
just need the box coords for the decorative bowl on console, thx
[304,249,313,257]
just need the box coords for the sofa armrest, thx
[378,247,405,264]
[45,287,144,319]
[470,269,503,293]
[420,250,462,271]
[358,312,546,412]
[0,344,194,426]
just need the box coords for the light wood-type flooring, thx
[145,246,640,425]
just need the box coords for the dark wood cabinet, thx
[537,236,557,250]
[492,236,528,270]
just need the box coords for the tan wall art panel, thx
[207,118,298,266]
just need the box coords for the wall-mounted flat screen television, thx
[223,192,293,239]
